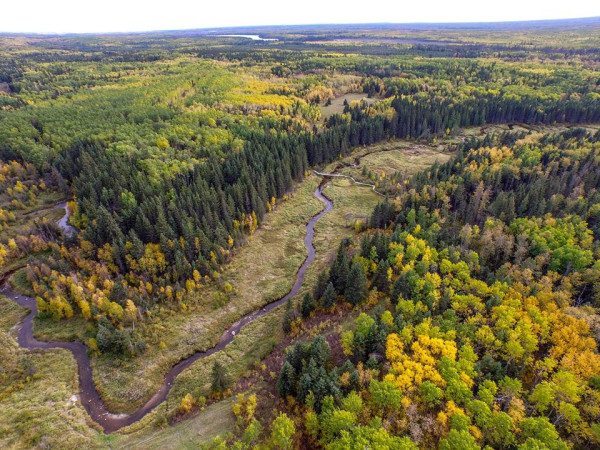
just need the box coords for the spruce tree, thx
[320,282,337,309]
[372,259,390,293]
[277,361,297,397]
[329,242,350,293]
[345,262,368,306]
[309,336,331,366]
[300,293,315,319]
[282,299,294,334]
[211,361,230,394]
[313,271,329,301]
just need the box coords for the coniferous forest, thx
[1,18,600,449]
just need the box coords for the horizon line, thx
[1,15,599,37]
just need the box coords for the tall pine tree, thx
[345,262,368,306]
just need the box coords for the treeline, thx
[389,94,600,134]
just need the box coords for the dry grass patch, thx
[113,397,236,449]
[0,193,64,243]
[320,93,376,118]
[0,297,101,449]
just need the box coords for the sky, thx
[2,0,599,33]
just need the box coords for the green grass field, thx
[350,142,450,176]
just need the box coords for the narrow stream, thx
[1,185,333,433]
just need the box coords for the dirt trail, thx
[313,170,385,196]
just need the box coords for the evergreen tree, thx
[110,279,128,304]
[313,271,329,301]
[329,241,351,293]
[345,262,368,306]
[282,299,294,334]
[300,293,316,319]
[372,259,390,293]
[211,361,230,394]
[277,361,297,398]
[320,282,337,309]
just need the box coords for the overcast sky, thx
[2,0,599,33]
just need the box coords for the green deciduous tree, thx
[269,413,296,449]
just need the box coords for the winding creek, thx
[1,185,333,433]
[56,201,77,238]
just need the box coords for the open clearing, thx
[340,140,452,180]
[320,92,376,118]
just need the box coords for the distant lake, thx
[217,34,278,41]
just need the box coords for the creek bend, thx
[1,185,333,433]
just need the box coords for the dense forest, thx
[3,52,598,343]
[1,19,599,449]
[267,128,600,449]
